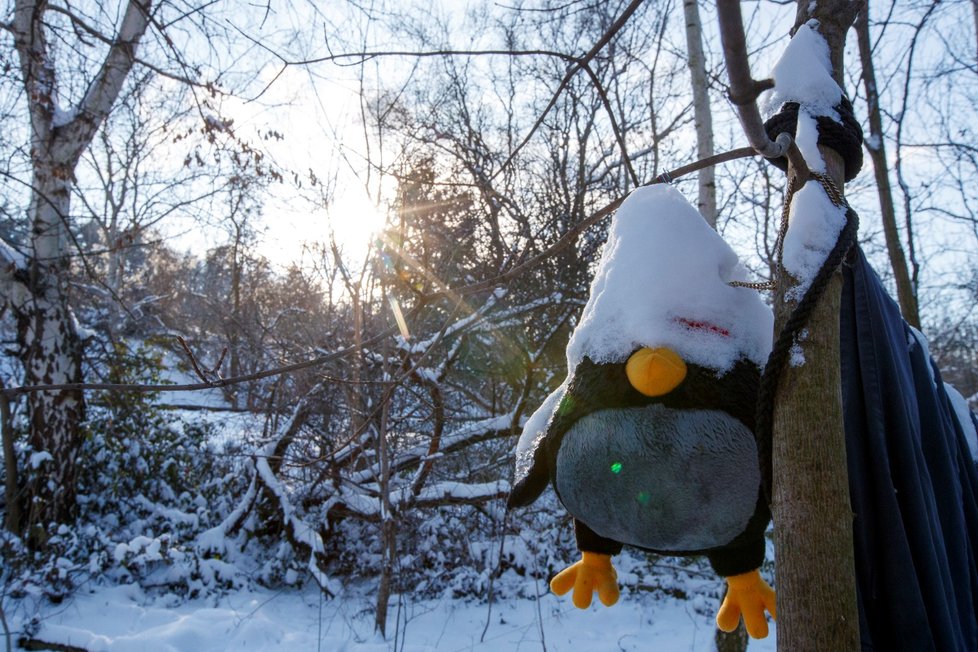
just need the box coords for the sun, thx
[325,186,387,259]
[260,185,387,270]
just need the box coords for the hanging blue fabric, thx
[841,246,978,651]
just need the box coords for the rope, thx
[754,172,859,502]
[763,97,864,182]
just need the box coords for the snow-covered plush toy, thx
[508,184,777,638]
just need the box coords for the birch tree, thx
[683,0,717,226]
[3,0,154,540]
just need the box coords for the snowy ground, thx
[10,580,776,651]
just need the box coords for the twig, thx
[239,33,641,187]
[207,347,228,376]
[492,0,648,181]
[177,337,213,384]
[449,147,759,299]
[2,308,416,397]
[17,639,87,652]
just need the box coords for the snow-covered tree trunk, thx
[15,167,87,536]
[854,5,920,329]
[771,2,860,650]
[683,0,717,226]
[6,0,153,538]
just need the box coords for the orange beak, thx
[625,347,687,397]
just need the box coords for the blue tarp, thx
[840,247,978,651]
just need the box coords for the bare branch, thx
[3,147,758,399]
[177,337,213,384]
[491,0,648,180]
[715,0,810,181]
[42,3,209,89]
[59,1,155,165]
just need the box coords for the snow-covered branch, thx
[334,480,511,520]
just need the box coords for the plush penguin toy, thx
[508,184,777,638]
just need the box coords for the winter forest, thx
[1,0,977,650]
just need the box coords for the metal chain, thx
[729,171,847,292]
[809,171,848,208]
[729,175,797,292]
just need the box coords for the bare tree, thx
[718,0,862,648]
[855,3,920,329]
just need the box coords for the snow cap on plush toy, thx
[565,183,773,373]
[515,184,773,481]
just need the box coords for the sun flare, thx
[323,187,387,258]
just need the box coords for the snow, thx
[0,236,27,268]
[781,174,848,301]
[763,20,854,302]
[514,380,568,483]
[793,111,826,175]
[30,450,54,468]
[52,105,78,128]
[12,581,777,651]
[944,383,978,462]
[767,22,842,118]
[155,350,233,409]
[565,184,773,373]
[517,185,774,486]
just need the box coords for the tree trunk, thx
[16,172,86,539]
[854,5,921,329]
[683,0,717,226]
[715,620,749,652]
[1,379,19,534]
[374,337,396,638]
[772,3,860,650]
[7,0,153,539]
[229,227,243,408]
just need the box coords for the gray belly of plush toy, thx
[554,404,760,551]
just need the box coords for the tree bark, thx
[854,4,921,329]
[8,0,153,537]
[683,0,717,226]
[1,380,19,534]
[772,3,860,650]
[16,167,87,539]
